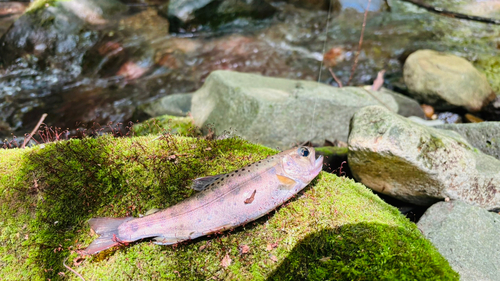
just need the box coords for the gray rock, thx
[437,122,500,160]
[403,49,494,111]
[348,105,500,210]
[417,200,500,281]
[362,86,425,118]
[141,93,193,117]
[191,70,398,148]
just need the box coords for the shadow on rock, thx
[267,222,457,280]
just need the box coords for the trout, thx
[83,146,323,254]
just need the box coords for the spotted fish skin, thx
[84,146,323,254]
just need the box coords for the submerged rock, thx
[437,122,500,160]
[418,200,500,281]
[0,135,458,279]
[348,105,500,210]
[403,49,494,111]
[162,0,276,32]
[191,70,399,148]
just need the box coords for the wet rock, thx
[286,0,340,11]
[362,86,425,118]
[348,105,500,210]
[0,0,127,66]
[403,50,494,111]
[138,93,193,117]
[436,122,500,160]
[191,70,398,148]
[162,0,276,32]
[417,200,500,280]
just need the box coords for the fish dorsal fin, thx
[190,174,224,191]
[276,174,297,189]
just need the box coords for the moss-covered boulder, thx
[0,135,457,280]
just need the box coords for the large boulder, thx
[191,70,399,148]
[403,49,494,111]
[348,105,500,210]
[437,122,500,160]
[0,135,457,279]
[418,200,500,281]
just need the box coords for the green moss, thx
[314,146,349,157]
[132,115,201,137]
[0,135,458,280]
[475,56,500,94]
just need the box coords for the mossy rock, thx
[132,114,201,137]
[0,135,458,280]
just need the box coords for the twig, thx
[399,0,500,25]
[347,0,371,86]
[63,257,87,281]
[328,67,343,87]
[21,113,47,148]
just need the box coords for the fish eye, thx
[298,147,309,157]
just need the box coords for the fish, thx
[83,146,323,255]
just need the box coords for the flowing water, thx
[0,0,499,140]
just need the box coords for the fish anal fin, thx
[190,174,223,191]
[276,174,297,190]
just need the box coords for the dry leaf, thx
[199,244,207,251]
[319,256,331,262]
[221,253,232,268]
[239,245,250,254]
[371,70,385,91]
[266,244,273,251]
[270,255,278,262]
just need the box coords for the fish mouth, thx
[312,154,323,175]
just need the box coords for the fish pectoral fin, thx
[153,236,184,245]
[190,174,224,191]
[276,174,297,190]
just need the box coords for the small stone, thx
[421,104,434,119]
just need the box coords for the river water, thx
[0,0,499,140]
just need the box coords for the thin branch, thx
[328,67,343,87]
[21,113,47,148]
[400,0,500,25]
[63,257,87,281]
[347,0,371,86]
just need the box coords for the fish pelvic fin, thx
[83,217,133,255]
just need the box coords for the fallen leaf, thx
[270,255,278,262]
[221,253,232,268]
[371,70,385,91]
[266,244,273,251]
[421,104,434,119]
[199,244,207,251]
[323,47,345,67]
[319,256,331,262]
[239,245,250,254]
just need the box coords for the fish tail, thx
[83,217,133,255]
